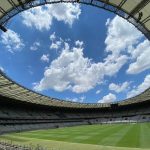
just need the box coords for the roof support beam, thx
[0,25,7,32]
[118,0,127,8]
[0,6,7,15]
[17,0,25,9]
[115,0,127,13]
[8,0,20,11]
[142,15,150,24]
[129,0,150,16]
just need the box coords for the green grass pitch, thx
[0,123,150,150]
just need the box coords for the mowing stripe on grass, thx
[13,124,112,142]
[0,136,149,150]
[99,124,132,146]
[140,123,150,148]
[1,123,149,149]
[0,135,28,142]
[76,124,125,144]
[116,124,141,148]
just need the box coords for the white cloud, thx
[34,42,105,93]
[105,16,150,75]
[104,54,128,76]
[50,33,62,50]
[22,6,52,31]
[1,29,24,53]
[30,41,40,51]
[22,4,81,31]
[98,93,116,103]
[33,16,146,94]
[96,90,101,94]
[105,18,110,26]
[105,16,150,74]
[50,32,56,41]
[103,16,138,76]
[105,16,143,55]
[0,66,4,72]
[109,81,130,93]
[127,74,150,98]
[127,40,150,74]
[49,37,82,52]
[75,40,83,47]
[34,30,130,94]
[49,3,81,26]
[80,96,86,102]
[50,41,62,50]
[41,54,49,63]
[66,96,85,103]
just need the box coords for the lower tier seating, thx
[0,97,150,134]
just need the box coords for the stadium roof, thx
[0,0,150,40]
[0,70,150,108]
[0,0,150,108]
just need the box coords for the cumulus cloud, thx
[50,41,62,50]
[109,81,130,93]
[50,32,62,50]
[22,6,52,31]
[96,90,101,94]
[105,15,150,75]
[1,29,24,53]
[33,16,148,94]
[50,32,56,41]
[34,34,127,93]
[127,40,150,74]
[127,74,150,98]
[49,33,84,51]
[66,96,85,103]
[105,16,143,55]
[98,93,116,103]
[41,54,49,63]
[75,40,84,47]
[49,3,81,25]
[30,41,40,51]
[104,54,128,76]
[22,4,81,31]
[34,41,105,93]
[0,66,4,72]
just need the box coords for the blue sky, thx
[0,3,150,103]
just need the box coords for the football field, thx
[0,123,150,150]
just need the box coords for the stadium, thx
[0,0,150,150]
